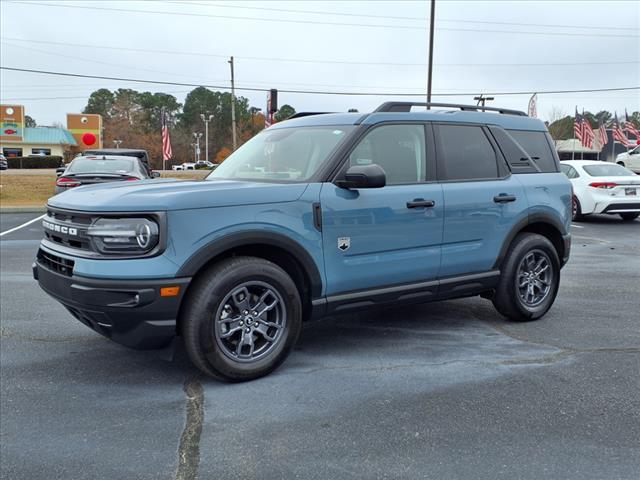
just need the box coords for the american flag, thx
[579,111,595,149]
[612,113,631,147]
[573,109,583,142]
[161,111,172,163]
[598,119,608,148]
[624,110,639,139]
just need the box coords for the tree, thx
[274,104,296,122]
[137,91,181,133]
[83,88,115,117]
[24,115,36,127]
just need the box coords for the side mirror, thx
[151,171,161,178]
[336,164,386,189]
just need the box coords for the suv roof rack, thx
[286,112,334,119]
[374,102,527,116]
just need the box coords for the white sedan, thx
[615,145,640,173]
[560,160,640,222]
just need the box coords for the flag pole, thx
[572,107,576,161]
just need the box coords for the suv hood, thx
[48,179,309,212]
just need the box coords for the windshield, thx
[68,158,135,174]
[206,126,354,182]
[582,164,635,177]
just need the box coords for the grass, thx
[0,170,209,208]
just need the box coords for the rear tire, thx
[572,195,584,221]
[492,233,560,322]
[181,256,302,382]
[620,212,639,221]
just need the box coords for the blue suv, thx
[34,102,572,381]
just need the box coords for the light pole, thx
[192,132,202,162]
[190,143,196,163]
[474,95,494,111]
[113,139,122,148]
[200,114,213,163]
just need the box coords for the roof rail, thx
[373,102,527,116]
[286,112,334,119]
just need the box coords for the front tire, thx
[181,256,302,382]
[620,212,639,221]
[492,233,560,322]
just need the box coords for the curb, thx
[1,207,47,214]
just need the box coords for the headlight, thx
[87,218,159,255]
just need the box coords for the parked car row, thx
[172,160,217,170]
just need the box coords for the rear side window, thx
[507,130,558,172]
[437,125,498,180]
[560,164,579,179]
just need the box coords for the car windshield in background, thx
[68,158,135,174]
[206,126,354,182]
[582,164,635,177]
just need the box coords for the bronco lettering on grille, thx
[43,220,78,236]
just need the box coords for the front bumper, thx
[33,260,191,349]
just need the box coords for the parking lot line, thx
[571,224,584,229]
[0,214,45,238]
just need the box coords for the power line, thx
[2,66,638,97]
[169,0,631,31]
[6,1,638,38]
[2,37,637,68]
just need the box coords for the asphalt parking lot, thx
[1,213,639,480]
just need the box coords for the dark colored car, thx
[83,149,152,174]
[55,155,159,194]
[0,153,7,170]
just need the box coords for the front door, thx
[320,123,443,296]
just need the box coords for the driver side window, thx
[349,124,426,185]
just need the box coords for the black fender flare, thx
[493,212,568,270]
[176,230,323,299]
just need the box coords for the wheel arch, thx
[494,214,568,270]
[176,231,323,320]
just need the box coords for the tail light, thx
[56,177,80,188]
[589,182,617,189]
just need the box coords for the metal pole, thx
[229,56,238,150]
[204,119,209,163]
[572,108,576,161]
[426,0,435,109]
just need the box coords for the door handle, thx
[407,199,435,209]
[493,194,517,203]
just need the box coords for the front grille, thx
[43,208,93,251]
[37,249,75,277]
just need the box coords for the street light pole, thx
[200,113,213,163]
[113,139,122,149]
[426,0,436,109]
[192,132,202,162]
[229,56,238,150]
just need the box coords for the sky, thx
[1,0,639,126]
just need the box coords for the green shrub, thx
[7,156,64,169]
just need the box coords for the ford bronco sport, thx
[34,102,572,381]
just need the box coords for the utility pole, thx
[200,113,213,163]
[426,0,436,109]
[229,56,238,150]
[474,94,494,111]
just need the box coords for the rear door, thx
[435,123,527,277]
[320,123,443,296]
